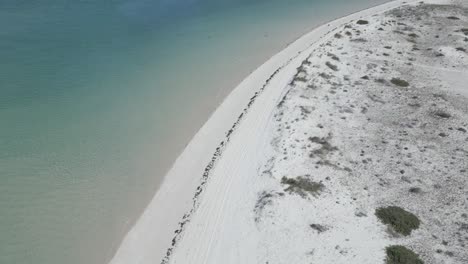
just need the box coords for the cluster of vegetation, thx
[327,52,340,61]
[310,223,328,233]
[292,76,308,83]
[281,176,324,198]
[376,206,420,236]
[409,187,422,194]
[390,78,410,87]
[325,61,338,71]
[291,64,309,84]
[356,19,369,25]
[308,136,338,157]
[386,245,424,264]
[351,37,368,42]
[433,110,451,119]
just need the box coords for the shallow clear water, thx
[0,0,387,263]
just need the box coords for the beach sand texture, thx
[111,0,468,263]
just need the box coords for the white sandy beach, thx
[110,0,468,263]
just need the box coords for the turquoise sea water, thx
[0,0,387,263]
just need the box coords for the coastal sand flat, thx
[111,0,468,263]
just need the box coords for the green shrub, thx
[390,78,409,87]
[386,245,424,264]
[376,206,420,236]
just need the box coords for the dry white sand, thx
[110,0,468,263]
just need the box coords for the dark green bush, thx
[386,245,424,264]
[390,78,409,87]
[376,206,420,236]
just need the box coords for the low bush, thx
[390,78,409,87]
[281,176,324,198]
[433,110,451,119]
[376,206,420,236]
[325,61,338,71]
[386,245,424,264]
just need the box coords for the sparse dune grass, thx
[292,76,308,83]
[376,206,420,236]
[386,245,424,264]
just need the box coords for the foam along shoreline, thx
[109,0,434,263]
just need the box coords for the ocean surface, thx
[0,0,387,263]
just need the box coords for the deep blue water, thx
[0,0,387,263]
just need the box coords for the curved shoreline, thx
[109,1,419,263]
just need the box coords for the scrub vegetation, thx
[386,245,424,264]
[376,206,420,236]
